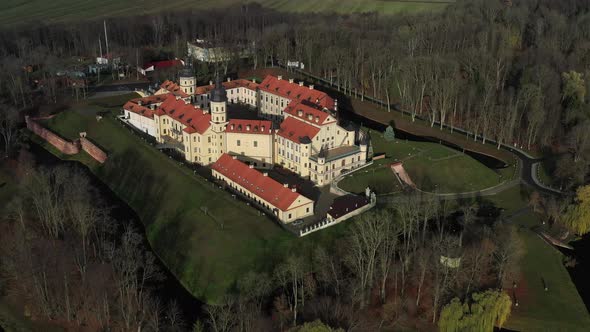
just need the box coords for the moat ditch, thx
[28,143,205,327]
[338,107,509,170]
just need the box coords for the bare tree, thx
[0,105,19,157]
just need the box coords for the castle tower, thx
[179,58,196,97]
[209,75,228,132]
[359,130,370,161]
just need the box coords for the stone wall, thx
[26,116,108,164]
[80,137,107,164]
[25,116,80,155]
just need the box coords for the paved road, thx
[87,82,151,94]
[283,65,564,197]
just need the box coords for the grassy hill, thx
[37,96,349,303]
[1,0,452,27]
[339,129,505,195]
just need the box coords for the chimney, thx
[289,78,294,83]
[261,125,265,132]
[137,100,142,106]
[299,81,304,87]
[249,164,254,169]
[283,183,288,188]
[227,77,231,82]
[278,75,282,80]
[291,187,296,192]
[309,84,314,90]
[252,78,256,83]
[263,172,268,177]
[230,124,235,130]
[209,80,213,85]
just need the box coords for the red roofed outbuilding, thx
[211,154,314,223]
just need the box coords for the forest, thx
[0,0,590,189]
[1,0,590,330]
[0,148,518,330]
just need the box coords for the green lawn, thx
[505,212,590,331]
[40,105,349,303]
[338,164,402,195]
[341,129,501,194]
[1,0,452,27]
[478,187,590,331]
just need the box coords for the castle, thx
[122,68,369,223]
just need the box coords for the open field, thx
[339,129,501,194]
[39,98,350,303]
[1,0,452,27]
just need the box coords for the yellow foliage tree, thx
[562,71,586,106]
[563,185,590,235]
[438,290,512,332]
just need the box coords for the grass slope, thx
[339,129,501,194]
[483,186,590,331]
[41,104,348,303]
[506,212,590,331]
[1,0,452,27]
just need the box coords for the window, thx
[253,141,258,147]
[342,160,345,166]
[288,213,292,219]
[208,137,211,143]
[237,140,241,146]
[306,207,309,213]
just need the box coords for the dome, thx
[179,58,194,78]
[179,67,194,78]
[210,75,227,103]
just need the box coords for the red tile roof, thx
[156,95,211,134]
[195,79,258,95]
[130,94,169,105]
[160,80,189,98]
[123,101,155,119]
[212,154,308,211]
[143,59,184,70]
[259,75,335,110]
[226,119,272,135]
[277,116,320,144]
[284,101,334,125]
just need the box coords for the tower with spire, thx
[179,57,196,97]
[210,74,228,131]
